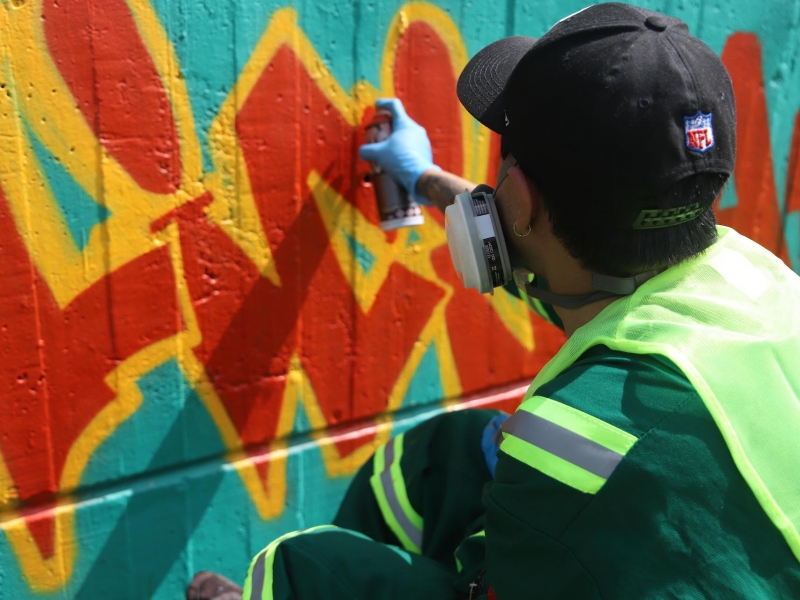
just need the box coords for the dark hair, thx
[540,172,728,276]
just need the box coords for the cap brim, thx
[457,36,538,133]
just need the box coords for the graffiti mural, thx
[0,0,798,597]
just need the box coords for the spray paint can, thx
[364,110,425,231]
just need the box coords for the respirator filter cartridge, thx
[445,190,513,295]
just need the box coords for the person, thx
[190,4,800,599]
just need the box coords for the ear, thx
[507,165,541,233]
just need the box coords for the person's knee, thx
[244,526,455,599]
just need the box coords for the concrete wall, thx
[0,0,798,597]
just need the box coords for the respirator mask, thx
[444,154,519,296]
[444,154,659,309]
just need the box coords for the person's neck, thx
[538,254,620,337]
[554,296,619,337]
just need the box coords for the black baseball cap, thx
[457,3,736,229]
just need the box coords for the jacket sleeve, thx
[481,389,642,599]
[482,452,602,600]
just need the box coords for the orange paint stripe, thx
[786,110,800,214]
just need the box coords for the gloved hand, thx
[481,413,510,478]
[359,98,441,206]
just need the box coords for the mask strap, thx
[471,183,495,195]
[515,270,660,309]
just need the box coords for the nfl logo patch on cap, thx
[684,111,715,153]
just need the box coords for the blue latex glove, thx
[359,98,441,206]
[481,413,510,478]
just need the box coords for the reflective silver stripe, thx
[247,550,267,600]
[503,410,624,479]
[380,438,423,548]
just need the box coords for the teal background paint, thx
[1,0,799,598]
[24,120,110,251]
[344,231,377,275]
[719,174,739,210]
[0,369,449,598]
[404,343,445,408]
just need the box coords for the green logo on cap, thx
[632,203,705,229]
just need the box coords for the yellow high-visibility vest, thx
[525,226,800,562]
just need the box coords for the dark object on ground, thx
[186,571,243,600]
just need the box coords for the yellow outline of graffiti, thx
[206,5,532,468]
[0,0,210,591]
[203,4,472,482]
[0,0,205,309]
[0,1,536,592]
